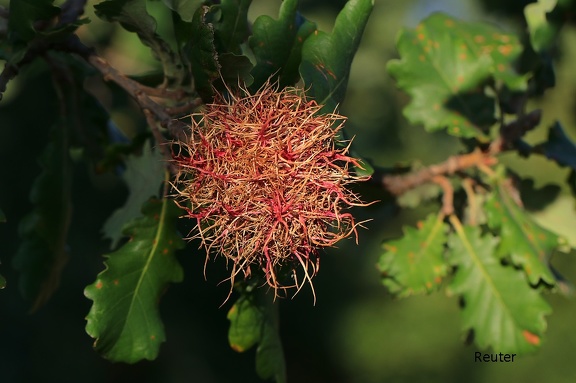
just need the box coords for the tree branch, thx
[380,149,498,196]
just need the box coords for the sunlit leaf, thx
[102,141,165,249]
[378,213,448,297]
[485,178,561,285]
[85,198,185,363]
[249,0,316,90]
[228,287,286,383]
[13,126,72,310]
[300,0,373,113]
[524,0,558,53]
[447,225,551,354]
[387,12,525,139]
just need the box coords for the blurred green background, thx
[2,0,576,382]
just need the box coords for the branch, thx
[59,36,191,142]
[380,149,498,196]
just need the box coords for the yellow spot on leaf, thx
[163,248,169,255]
[114,279,119,286]
[498,45,513,56]
[231,344,245,352]
[459,53,467,60]
[474,35,485,43]
[385,245,397,253]
[150,335,156,341]
[95,281,103,289]
[426,282,433,289]
[523,330,540,345]
[417,33,425,41]
[444,19,454,27]
[419,54,425,62]
[497,63,505,72]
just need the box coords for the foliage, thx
[2,0,576,381]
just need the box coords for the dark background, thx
[2,0,576,382]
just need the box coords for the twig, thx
[381,149,498,196]
[431,175,454,215]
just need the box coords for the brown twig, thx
[431,175,454,215]
[381,149,498,196]
[84,53,190,142]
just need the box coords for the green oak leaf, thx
[13,126,72,310]
[228,287,286,383]
[85,198,185,363]
[186,6,221,102]
[524,0,558,53]
[300,0,373,113]
[447,225,551,354]
[102,141,165,249]
[95,0,182,85]
[249,0,316,90]
[485,178,560,285]
[8,0,59,41]
[162,0,204,22]
[387,12,525,139]
[218,52,254,88]
[212,0,251,55]
[378,213,448,297]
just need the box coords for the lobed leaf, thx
[13,127,72,310]
[85,198,185,363]
[447,225,551,354]
[387,13,525,139]
[378,213,448,297]
[95,0,182,85]
[249,0,316,90]
[485,178,560,285]
[299,0,373,113]
[228,288,286,383]
[102,141,166,249]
